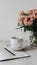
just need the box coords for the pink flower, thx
[24,15,33,26]
[27,10,33,14]
[18,16,25,25]
[19,10,25,17]
[17,9,37,26]
[34,9,37,18]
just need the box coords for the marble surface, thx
[0,40,37,65]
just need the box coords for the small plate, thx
[7,45,25,51]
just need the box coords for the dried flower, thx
[17,9,37,32]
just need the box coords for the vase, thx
[23,30,33,47]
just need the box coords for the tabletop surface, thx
[0,40,37,65]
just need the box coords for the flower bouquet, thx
[17,9,37,45]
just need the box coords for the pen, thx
[4,48,15,56]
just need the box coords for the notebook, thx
[0,47,30,62]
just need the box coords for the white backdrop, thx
[0,0,37,40]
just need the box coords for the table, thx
[0,40,37,65]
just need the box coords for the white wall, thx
[0,0,37,40]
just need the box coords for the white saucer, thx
[7,45,25,51]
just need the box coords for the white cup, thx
[10,36,23,50]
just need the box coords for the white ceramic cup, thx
[10,36,23,50]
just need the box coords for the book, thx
[0,47,30,62]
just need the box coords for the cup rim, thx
[10,36,23,40]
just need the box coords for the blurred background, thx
[0,0,37,40]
